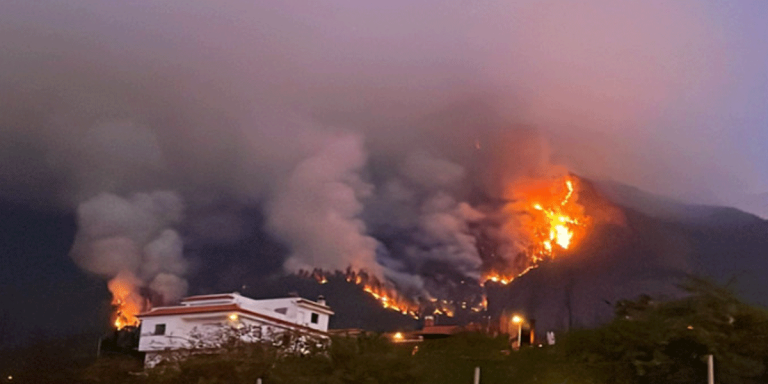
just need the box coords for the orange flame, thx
[311,270,328,284]
[484,176,588,285]
[107,273,144,329]
[304,268,421,318]
[346,270,420,318]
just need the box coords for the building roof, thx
[139,303,240,317]
[180,294,236,302]
[296,298,334,315]
[176,293,333,314]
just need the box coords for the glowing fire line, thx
[303,269,422,318]
[303,269,470,318]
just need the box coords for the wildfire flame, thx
[302,268,421,318]
[107,272,145,330]
[484,175,588,285]
[344,269,420,318]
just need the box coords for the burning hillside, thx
[93,171,600,330]
[0,0,757,350]
[94,173,768,338]
[303,268,459,319]
[484,175,590,285]
[294,175,594,321]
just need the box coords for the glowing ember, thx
[484,176,588,285]
[471,295,488,312]
[107,272,145,329]
[312,270,328,284]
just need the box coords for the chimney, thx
[317,295,326,306]
[424,315,435,327]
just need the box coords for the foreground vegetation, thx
[4,278,768,383]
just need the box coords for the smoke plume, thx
[0,1,765,303]
[266,133,381,276]
[70,191,188,304]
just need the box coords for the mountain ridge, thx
[485,178,768,333]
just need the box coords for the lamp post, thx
[512,315,523,350]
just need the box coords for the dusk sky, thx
[1,0,767,345]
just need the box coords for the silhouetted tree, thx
[560,277,768,384]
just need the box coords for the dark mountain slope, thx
[486,179,768,334]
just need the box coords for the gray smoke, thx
[363,151,486,291]
[0,0,765,301]
[414,193,485,277]
[70,191,188,303]
[266,132,382,275]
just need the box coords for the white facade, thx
[137,293,333,367]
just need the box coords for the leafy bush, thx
[557,277,768,384]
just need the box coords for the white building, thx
[137,292,333,367]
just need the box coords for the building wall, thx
[137,294,332,367]
[233,296,332,333]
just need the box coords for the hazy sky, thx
[1,0,767,302]
[2,0,766,205]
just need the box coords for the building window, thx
[154,324,166,335]
[311,313,319,324]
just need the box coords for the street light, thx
[512,315,523,350]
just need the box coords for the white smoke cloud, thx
[70,191,188,303]
[266,132,382,276]
[149,273,189,304]
[140,229,186,281]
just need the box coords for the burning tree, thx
[108,272,146,330]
